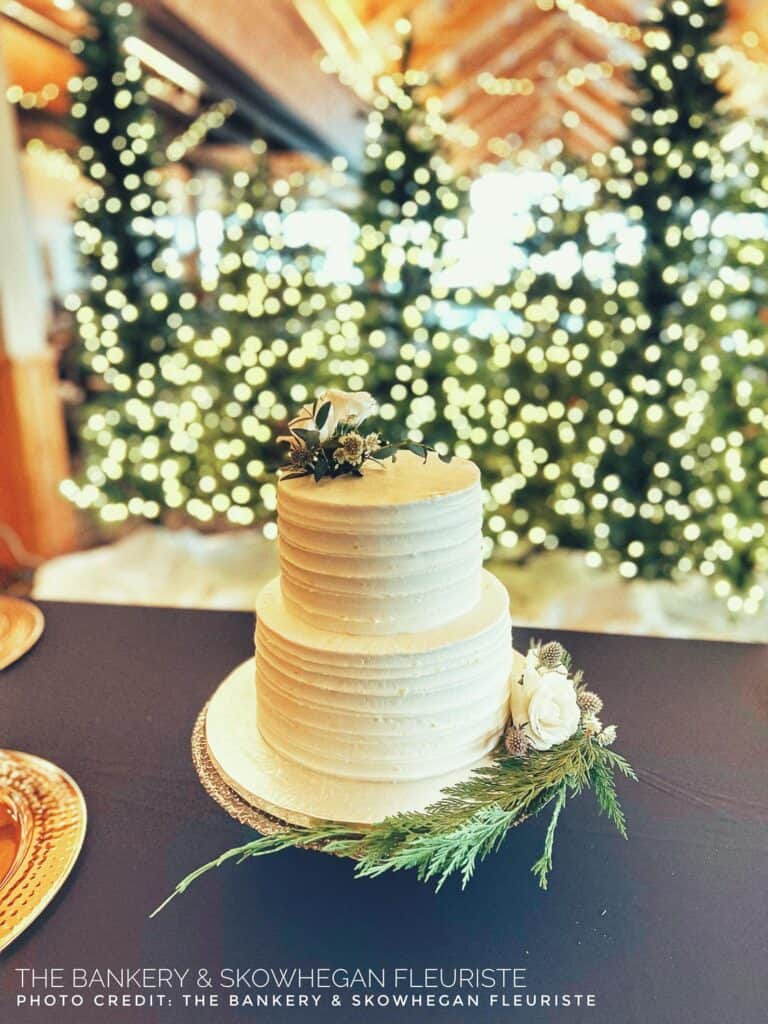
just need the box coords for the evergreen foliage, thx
[151,726,634,914]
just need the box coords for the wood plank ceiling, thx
[293,0,768,162]
[2,0,767,167]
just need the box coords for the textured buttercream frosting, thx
[253,448,513,784]
[277,451,483,635]
[255,572,512,781]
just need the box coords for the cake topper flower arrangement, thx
[279,389,451,481]
[152,640,634,914]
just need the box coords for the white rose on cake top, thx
[290,389,377,442]
[509,651,580,751]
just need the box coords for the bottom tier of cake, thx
[254,571,512,782]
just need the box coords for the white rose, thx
[290,389,377,443]
[509,665,580,751]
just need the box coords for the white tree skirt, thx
[33,527,766,643]
[34,527,278,611]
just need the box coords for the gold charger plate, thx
[0,597,45,671]
[0,751,87,953]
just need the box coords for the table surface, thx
[0,601,766,1024]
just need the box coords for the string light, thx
[472,2,768,612]
[477,71,535,97]
[166,99,236,162]
[478,60,616,99]
[5,82,60,109]
[24,138,80,181]
[544,0,642,43]
[63,0,768,612]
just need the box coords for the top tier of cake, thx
[277,450,482,635]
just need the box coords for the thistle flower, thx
[364,432,381,455]
[287,445,315,471]
[334,431,365,467]
[577,690,603,716]
[597,725,617,747]
[538,641,566,670]
[504,724,530,758]
[581,714,602,738]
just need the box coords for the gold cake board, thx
[193,655,523,834]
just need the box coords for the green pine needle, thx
[151,731,634,915]
[531,782,568,890]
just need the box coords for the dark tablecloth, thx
[0,601,766,1024]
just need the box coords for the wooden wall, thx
[0,350,75,568]
[0,40,74,571]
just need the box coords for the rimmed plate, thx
[0,597,45,671]
[0,751,87,953]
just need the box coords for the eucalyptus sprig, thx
[280,398,452,482]
[151,647,635,916]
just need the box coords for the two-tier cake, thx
[174,401,631,901]
[173,397,632,901]
[253,450,513,784]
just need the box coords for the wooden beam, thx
[142,0,363,161]
[561,125,599,160]
[444,14,565,111]
[579,68,635,106]
[472,97,546,146]
[583,0,641,26]
[453,86,518,126]
[448,23,566,122]
[0,18,77,115]
[561,83,626,141]
[438,10,548,105]
[412,0,519,67]
[366,0,442,32]
[578,74,633,119]
[439,6,554,96]
[6,0,85,36]
[361,0,412,22]
[597,0,644,23]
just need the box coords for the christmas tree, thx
[180,150,340,529]
[500,0,768,609]
[485,148,627,557]
[64,2,319,529]
[321,48,508,463]
[582,0,768,611]
[64,0,187,523]
[64,0,347,530]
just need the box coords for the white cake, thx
[254,451,513,783]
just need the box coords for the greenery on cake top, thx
[279,391,452,482]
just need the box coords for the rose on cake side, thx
[508,651,580,752]
[504,641,618,758]
[279,390,452,481]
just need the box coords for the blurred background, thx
[1,0,767,640]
